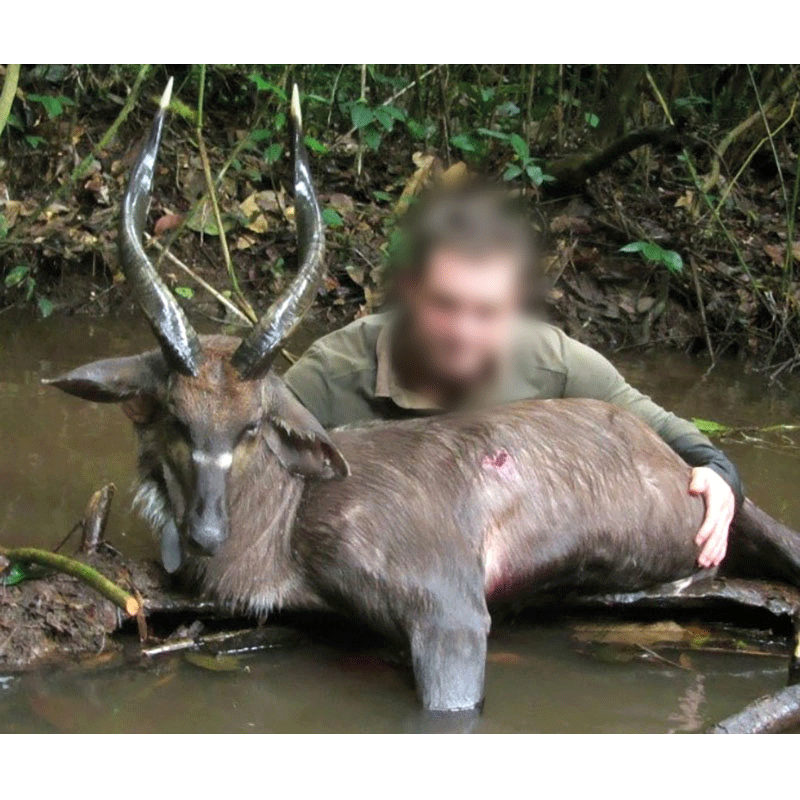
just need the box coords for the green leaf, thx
[304,136,327,154]
[0,214,8,240]
[250,128,272,142]
[502,164,523,181]
[264,142,283,164]
[274,111,287,132]
[510,133,529,161]
[450,133,478,153]
[476,127,511,141]
[584,112,599,128]
[641,242,665,262]
[24,276,36,301]
[6,112,23,131]
[247,74,287,101]
[406,119,426,140]
[5,265,30,288]
[691,417,732,435]
[362,127,382,151]
[526,164,545,186]
[373,107,396,132]
[1,562,31,587]
[381,104,406,121]
[322,208,344,227]
[350,102,375,130]
[24,135,45,149]
[372,190,393,203]
[27,93,63,119]
[174,286,194,299]
[662,249,684,274]
[620,241,649,255]
[36,295,53,318]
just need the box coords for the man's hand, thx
[689,466,736,568]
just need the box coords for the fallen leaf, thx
[154,213,184,235]
[395,152,436,216]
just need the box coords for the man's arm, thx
[561,335,741,568]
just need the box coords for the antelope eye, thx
[242,420,261,440]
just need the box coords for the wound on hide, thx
[481,449,511,472]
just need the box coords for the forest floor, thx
[1,91,797,374]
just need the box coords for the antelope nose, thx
[188,524,224,556]
[187,498,228,556]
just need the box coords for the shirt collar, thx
[374,318,443,411]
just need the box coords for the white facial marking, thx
[192,451,233,469]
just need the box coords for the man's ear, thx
[43,351,168,421]
[265,383,350,480]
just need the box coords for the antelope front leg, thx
[409,604,490,712]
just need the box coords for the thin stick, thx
[0,545,139,617]
[747,65,789,212]
[711,97,797,219]
[196,65,257,323]
[356,64,367,178]
[145,233,252,326]
[326,64,345,129]
[72,64,150,182]
[689,256,715,366]
[0,64,20,139]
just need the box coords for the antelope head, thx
[46,80,348,571]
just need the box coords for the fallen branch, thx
[709,684,800,733]
[543,125,680,196]
[0,545,139,617]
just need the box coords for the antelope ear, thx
[43,351,168,406]
[265,384,350,480]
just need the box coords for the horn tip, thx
[160,77,174,110]
[290,83,302,129]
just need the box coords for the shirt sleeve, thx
[561,335,743,505]
[283,344,334,429]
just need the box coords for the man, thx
[285,190,742,569]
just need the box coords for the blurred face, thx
[401,247,522,388]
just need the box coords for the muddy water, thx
[2,312,800,733]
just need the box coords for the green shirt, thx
[284,312,712,453]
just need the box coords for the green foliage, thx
[26,93,74,119]
[502,133,554,188]
[4,265,52,316]
[692,418,732,435]
[1,561,31,587]
[174,286,194,299]
[620,241,684,274]
[322,208,344,228]
[5,265,31,289]
[247,73,287,101]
